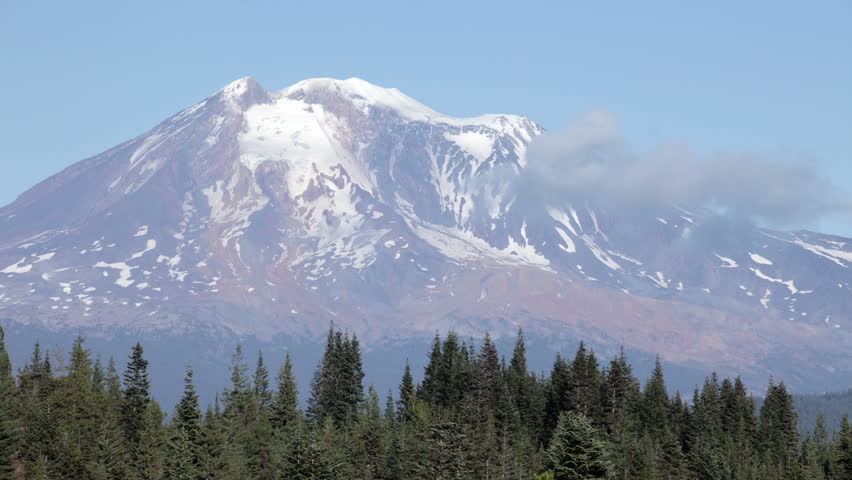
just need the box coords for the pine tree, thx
[106,356,123,408]
[122,342,152,475]
[545,411,611,480]
[223,344,250,424]
[811,413,831,479]
[640,356,669,436]
[53,334,98,478]
[354,386,387,479]
[164,426,199,480]
[566,342,603,422]
[759,379,799,476]
[253,351,272,412]
[138,400,167,480]
[272,352,299,432]
[600,346,640,434]
[198,402,227,480]
[280,422,338,480]
[175,366,202,446]
[478,332,503,411]
[544,353,571,444]
[507,328,535,432]
[397,360,416,423]
[0,326,17,480]
[418,333,443,405]
[833,415,852,479]
[421,421,468,480]
[307,325,364,425]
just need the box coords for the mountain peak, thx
[278,77,532,129]
[281,77,440,122]
[216,76,270,109]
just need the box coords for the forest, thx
[1,323,851,480]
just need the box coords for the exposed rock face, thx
[1,77,850,390]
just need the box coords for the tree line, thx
[1,323,851,479]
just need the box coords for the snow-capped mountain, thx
[1,77,850,391]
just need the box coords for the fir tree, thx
[0,326,17,480]
[175,366,202,445]
[397,360,416,423]
[566,342,603,421]
[280,423,338,480]
[544,353,571,443]
[198,402,227,480]
[640,356,669,436]
[545,411,611,480]
[759,379,799,476]
[253,351,272,412]
[122,342,152,475]
[164,426,199,480]
[272,352,299,432]
[307,325,364,425]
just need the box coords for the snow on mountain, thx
[1,77,851,391]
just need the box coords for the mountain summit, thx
[1,77,850,391]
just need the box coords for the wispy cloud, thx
[517,111,850,228]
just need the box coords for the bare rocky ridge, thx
[1,77,851,390]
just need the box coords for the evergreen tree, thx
[253,351,272,412]
[759,380,799,476]
[640,356,670,436]
[397,360,416,423]
[307,325,364,425]
[0,326,17,480]
[198,402,227,480]
[833,415,852,480]
[280,422,337,480]
[175,366,202,446]
[478,332,503,411]
[122,342,152,475]
[545,353,571,443]
[600,346,640,434]
[418,333,443,405]
[164,426,199,480]
[545,411,611,480]
[223,344,250,423]
[272,352,299,432]
[420,421,468,479]
[566,342,603,422]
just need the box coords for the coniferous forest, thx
[1,323,851,480]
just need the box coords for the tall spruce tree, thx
[566,342,602,421]
[397,360,416,423]
[545,411,611,480]
[253,351,272,412]
[272,352,299,432]
[0,326,16,480]
[121,343,151,448]
[759,380,799,476]
[175,366,202,447]
[307,324,365,425]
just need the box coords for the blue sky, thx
[2,1,850,234]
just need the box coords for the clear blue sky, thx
[2,1,850,234]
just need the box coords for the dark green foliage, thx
[123,343,152,460]
[397,360,416,423]
[253,352,272,411]
[272,352,299,432]
[1,326,847,479]
[279,422,337,480]
[545,411,611,480]
[307,324,365,425]
[0,326,17,480]
[175,366,202,445]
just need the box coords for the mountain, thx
[1,77,851,393]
